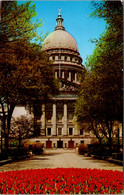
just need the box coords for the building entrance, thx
[57,141,63,148]
[68,140,74,148]
[46,140,52,148]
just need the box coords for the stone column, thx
[73,115,79,135]
[62,71,65,78]
[52,102,56,136]
[74,72,77,83]
[68,72,71,81]
[55,71,57,78]
[63,102,68,135]
[41,104,46,135]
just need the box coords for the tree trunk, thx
[91,121,103,156]
[5,129,8,152]
[1,131,3,153]
[0,101,6,132]
[109,121,113,156]
[33,113,37,137]
[5,104,15,151]
[7,104,15,133]
[117,128,120,152]
[19,129,22,150]
[0,101,7,151]
[106,120,112,156]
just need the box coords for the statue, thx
[59,8,61,15]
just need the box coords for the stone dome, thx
[42,30,79,53]
[42,9,79,53]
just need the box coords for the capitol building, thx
[36,10,92,148]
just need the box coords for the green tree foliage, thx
[1,1,45,44]
[0,1,59,150]
[90,1,123,31]
[75,1,123,154]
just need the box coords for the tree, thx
[75,72,109,148]
[75,1,123,154]
[0,40,59,150]
[10,115,34,148]
[0,1,59,151]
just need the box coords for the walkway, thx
[0,149,123,172]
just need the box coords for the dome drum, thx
[43,48,80,57]
[52,64,83,72]
[51,62,83,71]
[50,55,82,65]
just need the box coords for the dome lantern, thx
[55,8,65,31]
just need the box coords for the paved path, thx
[0,149,123,172]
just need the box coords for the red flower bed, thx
[0,168,123,194]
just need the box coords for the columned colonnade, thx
[41,101,78,136]
[55,70,79,83]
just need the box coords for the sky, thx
[18,1,107,65]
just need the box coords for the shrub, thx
[88,138,112,157]
[112,152,123,161]
[23,141,44,154]
[78,143,88,155]
[8,139,19,147]
[88,139,101,156]
[0,152,8,160]
[8,148,28,159]
[112,138,123,146]
[32,142,44,154]
[90,138,100,145]
[101,138,109,145]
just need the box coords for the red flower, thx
[0,168,122,194]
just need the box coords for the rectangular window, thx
[69,128,73,135]
[80,130,83,135]
[58,128,62,135]
[47,128,51,136]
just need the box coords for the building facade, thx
[35,10,92,148]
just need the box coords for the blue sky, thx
[18,1,106,65]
